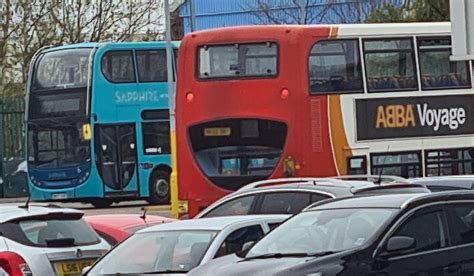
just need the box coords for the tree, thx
[366,0,450,23]
[249,0,333,25]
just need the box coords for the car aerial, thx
[189,191,474,276]
[411,175,474,192]
[84,214,289,275]
[194,176,430,218]
[84,214,177,246]
[0,204,109,276]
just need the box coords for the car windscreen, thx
[0,213,100,247]
[87,230,217,275]
[246,208,396,257]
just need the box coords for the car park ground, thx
[0,197,172,217]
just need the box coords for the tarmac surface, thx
[0,197,172,217]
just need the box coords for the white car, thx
[0,204,109,275]
[85,215,289,275]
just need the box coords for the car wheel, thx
[90,199,113,209]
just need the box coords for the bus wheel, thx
[148,170,170,205]
[90,199,113,209]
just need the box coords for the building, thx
[179,0,407,34]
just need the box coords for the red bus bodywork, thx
[176,25,342,217]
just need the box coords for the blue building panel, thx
[180,0,406,33]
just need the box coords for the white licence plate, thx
[52,193,68,200]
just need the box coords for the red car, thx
[84,214,176,245]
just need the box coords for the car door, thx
[212,224,265,259]
[372,206,450,275]
[256,191,331,215]
[200,195,259,217]
[441,202,474,275]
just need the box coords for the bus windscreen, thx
[32,48,92,92]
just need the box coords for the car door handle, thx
[444,264,462,273]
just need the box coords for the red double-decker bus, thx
[172,22,474,217]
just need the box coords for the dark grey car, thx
[190,191,474,276]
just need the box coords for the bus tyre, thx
[90,199,112,209]
[148,170,170,205]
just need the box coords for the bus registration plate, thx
[204,127,231,137]
[55,259,95,276]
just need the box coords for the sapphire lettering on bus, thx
[356,95,474,140]
[114,90,168,104]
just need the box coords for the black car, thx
[189,191,474,276]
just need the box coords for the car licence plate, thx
[54,259,95,276]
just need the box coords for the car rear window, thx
[0,213,100,247]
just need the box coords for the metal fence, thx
[0,84,28,198]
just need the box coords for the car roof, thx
[137,215,289,233]
[307,191,474,211]
[411,176,474,189]
[0,204,83,223]
[83,214,176,230]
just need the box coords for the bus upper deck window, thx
[198,42,278,79]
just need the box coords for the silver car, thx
[85,215,289,275]
[0,204,109,276]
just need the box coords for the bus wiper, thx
[241,251,338,261]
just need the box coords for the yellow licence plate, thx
[204,127,231,137]
[55,259,95,276]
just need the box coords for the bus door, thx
[95,124,139,195]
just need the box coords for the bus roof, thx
[187,22,451,40]
[41,41,180,53]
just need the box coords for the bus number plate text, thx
[204,127,231,137]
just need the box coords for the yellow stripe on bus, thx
[329,95,352,175]
[330,27,339,38]
[170,130,179,218]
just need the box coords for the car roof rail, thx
[237,177,352,192]
[328,175,411,184]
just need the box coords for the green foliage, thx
[366,0,450,23]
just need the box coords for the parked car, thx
[0,204,109,276]
[194,177,429,218]
[190,191,474,275]
[84,215,289,275]
[411,175,474,191]
[84,214,177,245]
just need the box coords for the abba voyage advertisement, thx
[356,95,474,140]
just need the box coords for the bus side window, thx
[101,51,135,83]
[142,122,170,155]
[136,50,167,82]
[347,156,367,175]
[417,37,471,90]
[308,39,363,94]
[363,38,417,92]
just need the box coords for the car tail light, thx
[0,252,33,276]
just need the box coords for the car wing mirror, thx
[386,236,416,253]
[242,241,256,252]
[82,266,92,275]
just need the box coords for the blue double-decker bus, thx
[26,42,178,207]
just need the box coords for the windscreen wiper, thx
[241,251,338,262]
[141,270,188,274]
[45,238,76,247]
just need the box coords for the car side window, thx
[390,209,446,254]
[259,192,313,214]
[214,225,264,258]
[445,203,474,246]
[202,195,256,218]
